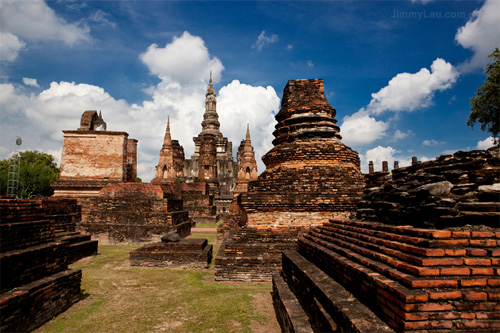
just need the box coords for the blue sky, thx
[0,0,498,181]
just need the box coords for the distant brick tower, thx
[234,124,258,194]
[152,117,185,183]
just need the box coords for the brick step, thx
[320,224,451,257]
[279,250,394,332]
[314,226,477,269]
[57,232,92,244]
[272,273,316,333]
[302,233,499,290]
[326,219,452,241]
[325,219,499,248]
[67,240,98,263]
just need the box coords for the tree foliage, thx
[0,151,59,198]
[468,48,500,143]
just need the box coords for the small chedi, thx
[0,197,97,331]
[152,73,238,223]
[215,79,365,281]
[52,111,191,242]
[272,146,500,332]
[218,124,258,242]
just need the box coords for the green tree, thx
[468,48,500,143]
[0,151,59,198]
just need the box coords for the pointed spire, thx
[206,70,215,97]
[246,123,251,141]
[163,116,172,148]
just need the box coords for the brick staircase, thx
[273,218,500,332]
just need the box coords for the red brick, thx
[471,268,495,275]
[460,312,477,319]
[470,239,497,247]
[460,278,487,287]
[432,239,469,247]
[456,320,500,329]
[452,231,470,238]
[467,248,487,256]
[403,312,428,321]
[427,290,462,300]
[421,258,463,266]
[488,291,500,301]
[464,258,491,266]
[404,303,453,312]
[408,278,458,288]
[490,249,500,256]
[403,320,453,330]
[471,231,494,238]
[476,312,500,320]
[440,267,470,276]
[462,290,488,301]
[487,278,500,287]
[491,258,500,266]
[444,249,466,256]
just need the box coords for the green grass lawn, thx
[36,237,279,333]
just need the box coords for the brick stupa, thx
[215,79,365,281]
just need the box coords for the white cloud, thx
[366,58,459,115]
[252,30,278,51]
[340,110,389,146]
[455,0,500,72]
[286,44,293,50]
[475,137,495,150]
[218,80,280,173]
[307,60,314,67]
[140,31,224,84]
[22,78,39,87]
[90,10,117,29]
[0,0,91,46]
[0,32,26,62]
[392,129,414,141]
[423,139,446,146]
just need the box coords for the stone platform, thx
[130,238,213,269]
[273,218,500,332]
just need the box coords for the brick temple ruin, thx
[151,73,238,223]
[52,110,192,242]
[0,197,97,331]
[215,79,366,281]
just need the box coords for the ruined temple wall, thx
[59,131,129,181]
[126,139,138,182]
[358,146,500,228]
[78,183,192,241]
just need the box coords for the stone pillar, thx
[382,161,388,173]
[412,157,418,166]
[394,161,399,170]
[369,161,374,174]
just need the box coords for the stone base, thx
[129,238,213,269]
[0,269,82,332]
[276,218,500,332]
[214,226,307,282]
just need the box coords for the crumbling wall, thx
[79,183,192,241]
[358,146,500,228]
